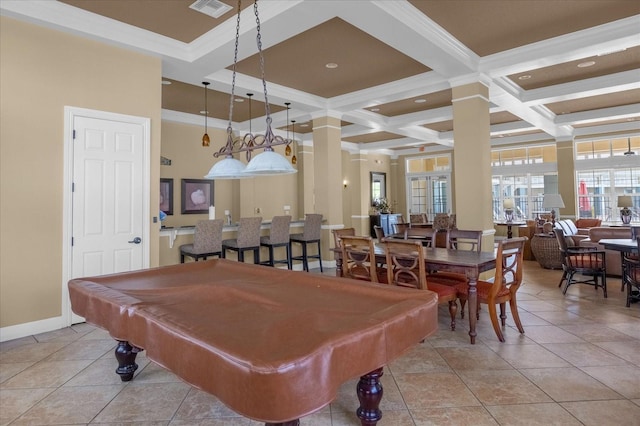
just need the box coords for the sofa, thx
[579,227,632,276]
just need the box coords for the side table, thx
[530,233,563,269]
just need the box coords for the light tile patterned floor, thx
[1,262,639,425]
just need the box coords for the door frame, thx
[61,106,151,326]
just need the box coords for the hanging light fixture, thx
[204,0,296,179]
[291,120,297,165]
[285,102,291,157]
[201,82,210,147]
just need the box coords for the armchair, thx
[554,228,607,297]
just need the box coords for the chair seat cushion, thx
[456,280,510,300]
[426,272,467,286]
[426,282,458,300]
[290,233,319,243]
[180,244,221,257]
[567,254,604,269]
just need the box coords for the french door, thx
[406,174,451,221]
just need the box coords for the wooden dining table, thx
[333,244,497,344]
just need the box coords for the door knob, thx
[128,237,142,244]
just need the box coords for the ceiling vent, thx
[189,0,232,19]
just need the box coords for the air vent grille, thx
[189,0,232,19]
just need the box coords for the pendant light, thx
[205,0,296,179]
[285,102,292,157]
[291,120,297,165]
[201,82,210,147]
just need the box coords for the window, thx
[575,136,639,223]
[406,154,451,221]
[492,144,557,220]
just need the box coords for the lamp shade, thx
[618,195,633,208]
[204,156,251,179]
[542,193,565,209]
[243,150,297,175]
[503,198,515,209]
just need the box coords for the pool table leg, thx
[265,421,299,426]
[356,367,384,425]
[115,340,142,382]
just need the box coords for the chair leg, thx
[286,245,292,270]
[459,297,466,319]
[601,273,607,298]
[302,243,309,272]
[221,248,227,259]
[488,303,505,342]
[448,301,457,331]
[238,249,244,263]
[317,241,323,272]
[254,248,260,265]
[558,269,567,288]
[509,297,525,334]
[180,254,185,263]
[268,246,274,266]
[500,303,507,327]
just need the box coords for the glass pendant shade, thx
[244,150,297,175]
[204,156,251,179]
[285,144,291,156]
[202,133,210,146]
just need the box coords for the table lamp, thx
[618,195,633,225]
[503,198,515,222]
[542,193,565,224]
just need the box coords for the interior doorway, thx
[62,107,150,325]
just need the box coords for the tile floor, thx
[1,262,639,425]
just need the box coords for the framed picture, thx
[181,179,214,214]
[159,178,173,215]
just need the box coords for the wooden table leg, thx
[467,274,478,344]
[356,367,383,425]
[335,253,343,277]
[115,340,141,382]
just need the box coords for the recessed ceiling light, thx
[577,60,596,68]
[161,80,172,85]
[518,75,531,80]
[370,108,380,112]
[300,123,309,128]
[234,98,244,102]
[414,99,426,103]
[200,110,208,115]
[325,63,338,69]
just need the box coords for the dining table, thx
[333,244,497,344]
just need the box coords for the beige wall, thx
[0,17,161,328]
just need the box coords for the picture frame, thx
[181,179,214,214]
[159,178,173,215]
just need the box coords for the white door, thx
[63,109,149,324]
[406,174,451,221]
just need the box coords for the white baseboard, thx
[0,316,65,342]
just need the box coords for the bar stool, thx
[290,213,323,272]
[180,219,224,263]
[222,217,263,263]
[260,215,292,269]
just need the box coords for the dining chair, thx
[259,215,292,269]
[332,227,356,249]
[427,229,483,286]
[373,225,385,242]
[290,213,323,272]
[455,237,527,342]
[553,228,607,297]
[621,236,640,307]
[405,227,435,247]
[222,216,263,264]
[180,219,224,263]
[409,213,428,225]
[381,239,458,330]
[393,222,410,238]
[340,235,383,283]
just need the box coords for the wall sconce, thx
[343,180,348,188]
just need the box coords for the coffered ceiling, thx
[2,0,639,155]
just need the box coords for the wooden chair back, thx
[447,229,482,253]
[332,227,356,248]
[381,240,426,290]
[340,236,379,282]
[490,237,526,300]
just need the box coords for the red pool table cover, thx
[69,259,438,423]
